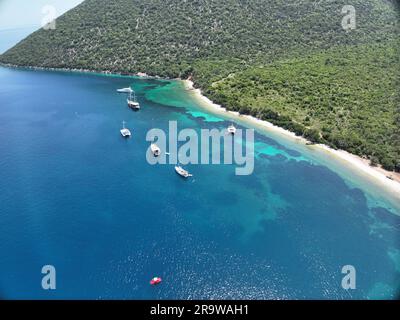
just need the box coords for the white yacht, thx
[127,91,140,110]
[151,143,161,157]
[227,124,237,135]
[120,121,131,137]
[117,87,133,93]
[175,166,193,178]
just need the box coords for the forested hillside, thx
[0,0,399,171]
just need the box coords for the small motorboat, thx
[227,124,237,135]
[120,121,131,137]
[175,165,193,178]
[151,143,161,157]
[117,87,133,93]
[150,277,162,286]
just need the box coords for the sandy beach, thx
[2,63,399,201]
[183,79,400,201]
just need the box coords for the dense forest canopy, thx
[0,0,399,171]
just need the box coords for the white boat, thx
[117,87,133,93]
[127,92,140,110]
[175,166,193,178]
[120,121,131,137]
[150,143,161,157]
[227,124,237,135]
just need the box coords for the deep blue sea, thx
[0,66,399,299]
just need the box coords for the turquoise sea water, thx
[0,66,399,299]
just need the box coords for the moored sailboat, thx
[151,143,161,157]
[127,91,140,110]
[175,165,193,178]
[227,124,237,135]
[120,121,131,137]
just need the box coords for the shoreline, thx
[183,79,400,201]
[1,63,399,202]
[0,63,157,79]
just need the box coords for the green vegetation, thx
[0,0,399,171]
[205,43,400,170]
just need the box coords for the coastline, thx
[0,63,155,79]
[183,79,400,202]
[1,63,399,203]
